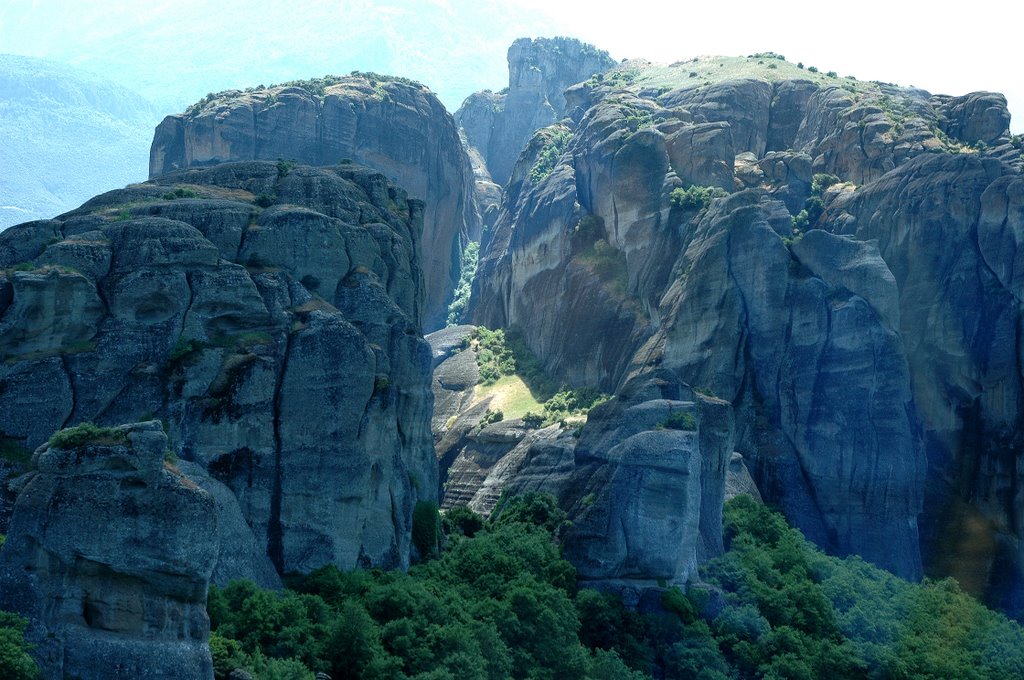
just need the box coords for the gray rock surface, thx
[829,153,1024,610]
[0,161,436,576]
[502,375,734,586]
[725,452,762,503]
[456,37,616,187]
[468,62,1024,584]
[149,74,477,329]
[0,422,216,679]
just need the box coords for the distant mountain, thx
[0,1,559,115]
[0,54,161,229]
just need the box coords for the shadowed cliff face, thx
[0,422,217,680]
[148,74,477,330]
[470,59,1023,592]
[0,161,436,576]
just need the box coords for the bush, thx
[660,411,697,431]
[48,422,127,449]
[442,506,485,538]
[521,412,544,429]
[276,159,295,177]
[811,173,840,195]
[0,611,40,680]
[529,128,573,184]
[670,184,727,211]
[161,187,198,200]
[478,409,504,430]
[254,193,276,208]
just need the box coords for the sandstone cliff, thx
[0,422,217,679]
[0,161,436,576]
[470,55,1023,591]
[148,74,476,329]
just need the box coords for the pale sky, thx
[1,0,1021,132]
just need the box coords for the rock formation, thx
[456,37,617,188]
[148,74,476,329]
[0,161,436,576]
[428,329,735,593]
[470,55,1023,591]
[0,422,217,679]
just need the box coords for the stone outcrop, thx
[499,374,734,588]
[0,422,217,679]
[148,74,477,329]
[469,56,1023,591]
[0,161,436,576]
[428,324,736,591]
[456,37,616,187]
[828,153,1024,612]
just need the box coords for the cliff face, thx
[428,324,735,593]
[148,74,476,329]
[470,56,1024,589]
[0,422,217,679]
[455,37,616,188]
[0,161,436,575]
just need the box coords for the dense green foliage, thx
[446,241,480,326]
[208,493,1024,679]
[0,611,40,679]
[411,501,440,559]
[48,422,128,449]
[529,129,572,184]
[670,184,728,211]
[468,327,609,423]
[701,496,1024,679]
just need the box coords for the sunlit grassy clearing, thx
[473,375,543,420]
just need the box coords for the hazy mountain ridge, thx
[0,54,161,229]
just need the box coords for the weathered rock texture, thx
[0,161,436,577]
[149,74,477,329]
[429,326,735,591]
[500,374,735,589]
[0,422,216,679]
[470,56,1024,596]
[456,37,616,187]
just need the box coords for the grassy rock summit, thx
[149,73,477,330]
[0,422,217,679]
[469,52,1024,602]
[1,37,1024,679]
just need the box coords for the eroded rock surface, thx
[456,37,616,187]
[469,56,1023,591]
[0,161,436,576]
[149,74,477,328]
[0,422,216,679]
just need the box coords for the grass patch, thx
[48,423,128,449]
[474,375,545,421]
[468,327,611,426]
